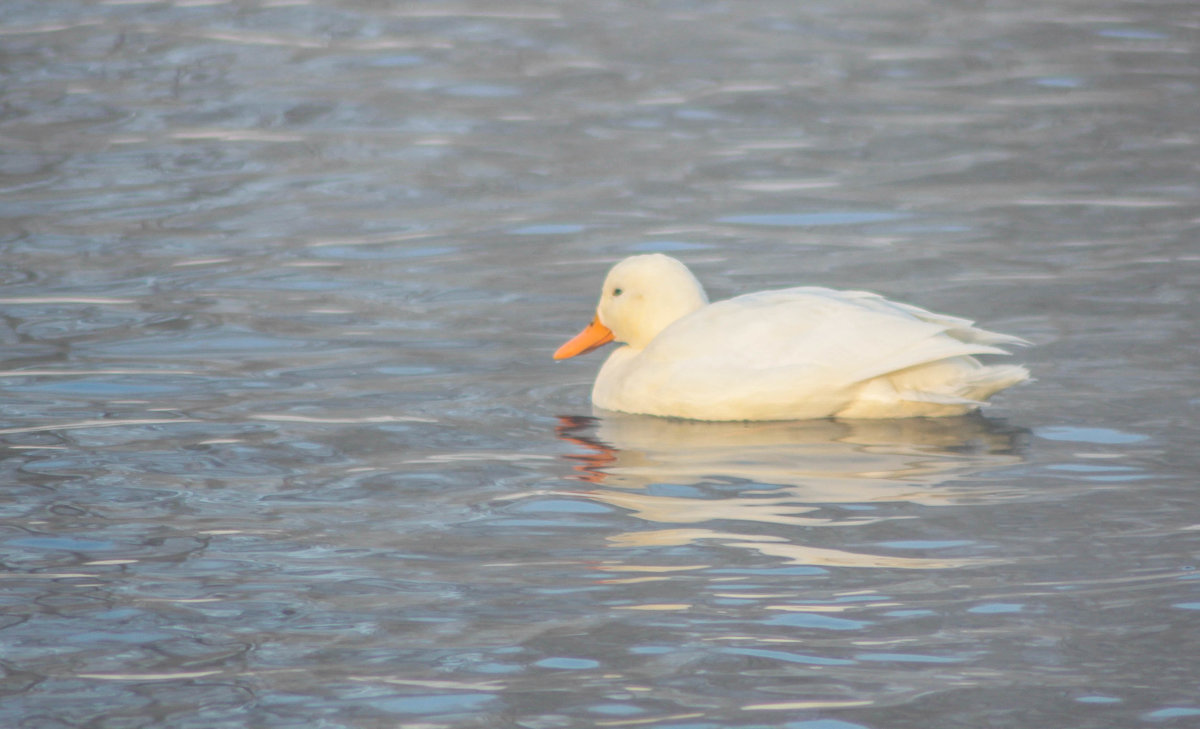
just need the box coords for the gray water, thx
[2,1,1199,727]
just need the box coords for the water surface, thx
[1,1,1199,727]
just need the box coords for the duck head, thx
[554,254,709,359]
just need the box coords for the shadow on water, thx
[557,411,1028,490]
[549,412,1030,569]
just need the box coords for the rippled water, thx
[2,0,1199,727]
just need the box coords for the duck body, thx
[555,254,1028,421]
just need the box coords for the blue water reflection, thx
[1,0,1197,727]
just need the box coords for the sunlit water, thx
[2,1,1199,727]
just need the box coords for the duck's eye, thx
[612,287,623,297]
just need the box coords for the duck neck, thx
[625,286,707,350]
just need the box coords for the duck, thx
[553,254,1029,420]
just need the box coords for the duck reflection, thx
[554,413,1028,569]
[557,413,1026,500]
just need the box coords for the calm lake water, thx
[2,1,1199,727]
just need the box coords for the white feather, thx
[560,254,1029,420]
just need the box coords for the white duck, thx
[554,254,1028,420]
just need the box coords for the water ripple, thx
[1,0,1197,726]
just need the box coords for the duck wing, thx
[648,287,1023,379]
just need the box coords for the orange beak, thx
[553,315,615,360]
